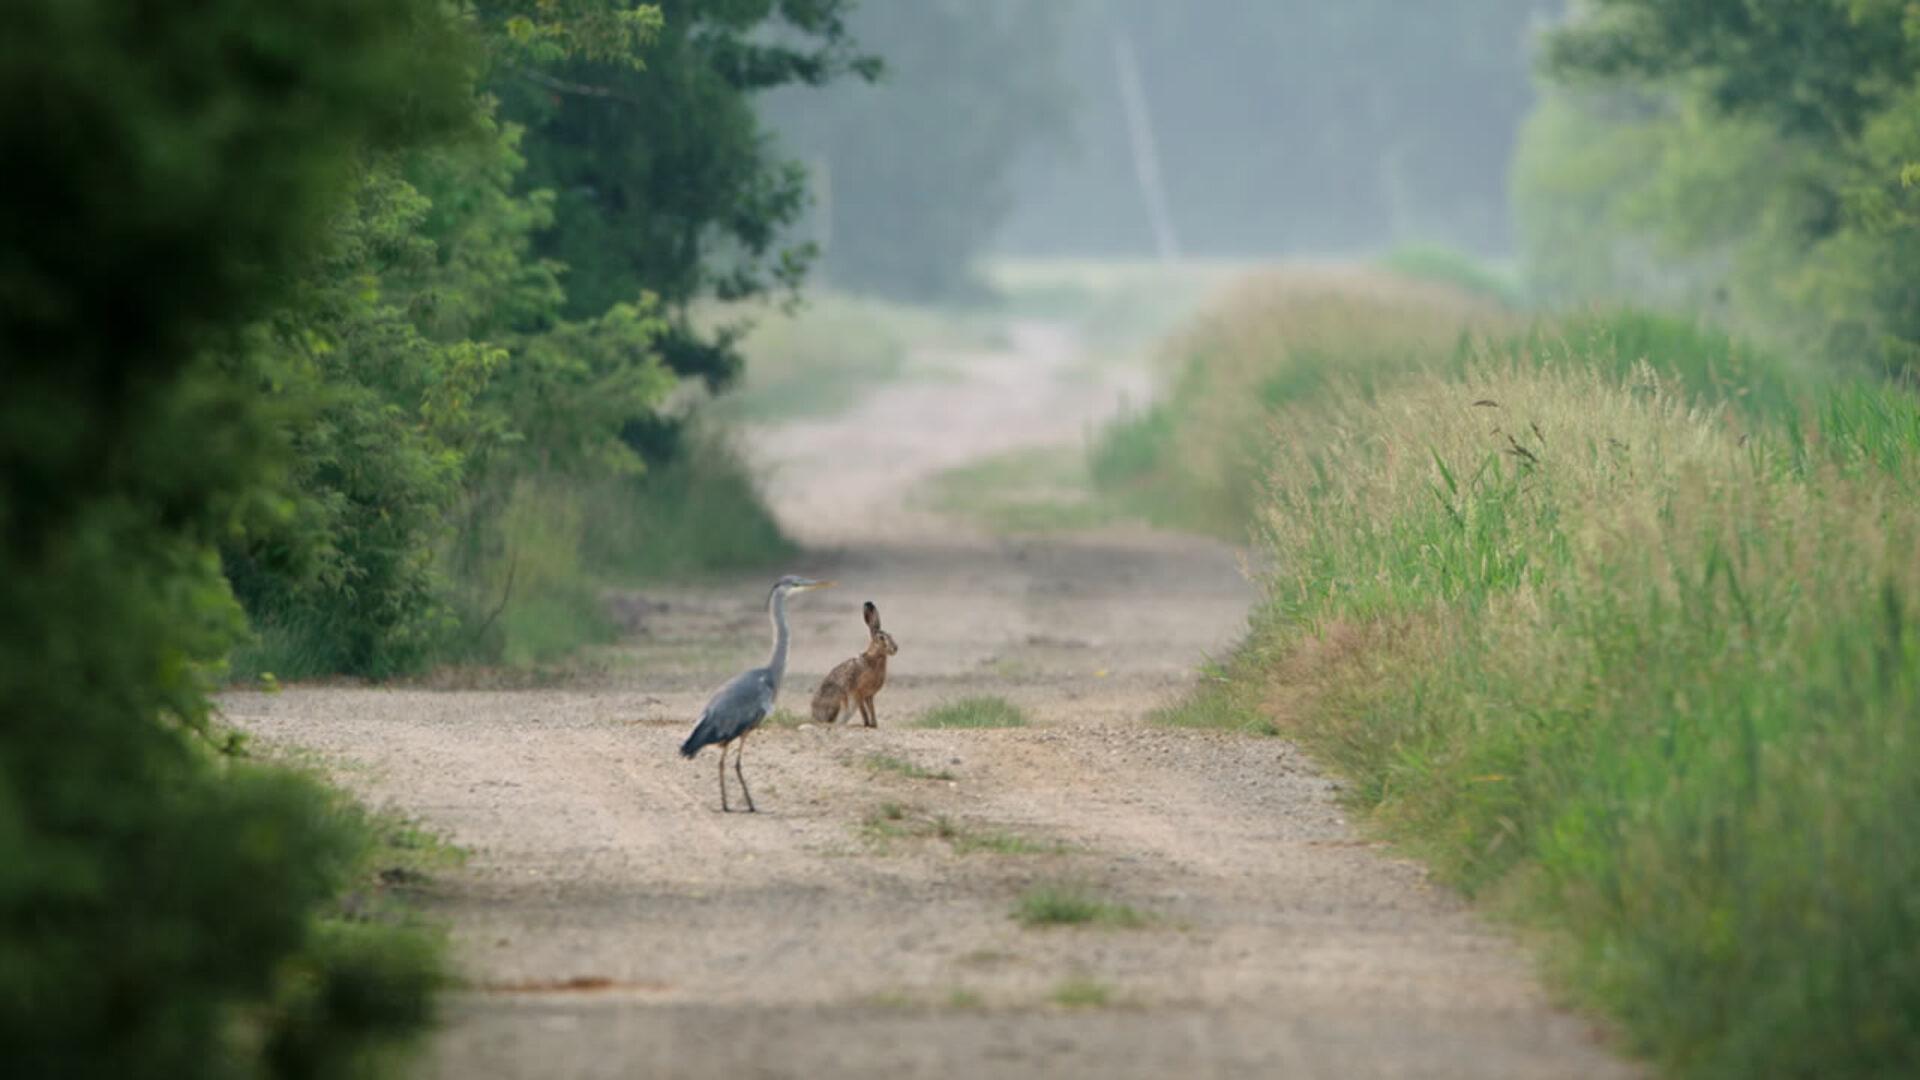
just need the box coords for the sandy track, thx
[220,317,1634,1078]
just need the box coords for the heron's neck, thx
[765,587,790,687]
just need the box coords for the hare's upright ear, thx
[863,601,881,632]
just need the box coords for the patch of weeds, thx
[1015,882,1150,928]
[914,696,1028,729]
[1051,978,1114,1008]
[376,815,469,880]
[762,707,806,730]
[857,803,1066,856]
[863,752,955,781]
[950,826,1073,856]
[861,986,990,1012]
[861,988,921,1011]
[857,801,917,850]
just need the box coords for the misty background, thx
[759,0,1564,298]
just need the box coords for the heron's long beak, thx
[798,579,835,590]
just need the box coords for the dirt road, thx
[221,317,1635,1079]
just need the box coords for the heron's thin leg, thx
[718,743,731,812]
[734,733,756,813]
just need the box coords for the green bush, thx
[1515,0,1920,373]
[1,1,464,1073]
[445,428,796,670]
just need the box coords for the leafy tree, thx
[1521,0,1920,370]
[755,0,1078,300]
[220,105,675,678]
[491,0,882,392]
[1542,0,1918,141]
[209,2,858,678]
[1,0,474,1075]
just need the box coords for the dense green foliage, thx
[497,0,881,389]
[220,108,688,678]
[221,0,903,678]
[1516,0,1920,371]
[0,0,470,1074]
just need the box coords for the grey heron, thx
[679,574,834,811]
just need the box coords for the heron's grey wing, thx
[680,667,776,757]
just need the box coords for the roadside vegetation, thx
[1110,253,1919,1078]
[1102,117,1920,1080]
[1079,16,1920,1075]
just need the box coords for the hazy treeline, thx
[765,0,1562,297]
[1515,0,1920,374]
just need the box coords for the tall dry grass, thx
[1134,267,1920,1077]
[1249,358,1919,1077]
[1090,267,1518,534]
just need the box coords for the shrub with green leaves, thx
[218,0,853,678]
[1516,0,1920,373]
[1,1,466,1074]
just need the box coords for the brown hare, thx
[811,600,899,727]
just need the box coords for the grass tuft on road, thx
[913,696,1028,729]
[862,752,955,781]
[1015,882,1150,929]
[1050,978,1115,1008]
[859,803,1069,857]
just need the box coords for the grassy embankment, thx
[1091,261,1919,1078]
